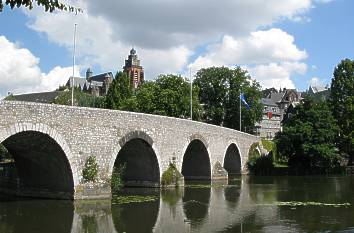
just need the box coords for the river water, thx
[1,176,354,233]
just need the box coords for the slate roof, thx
[90,72,113,82]
[8,91,61,103]
[66,77,88,90]
[309,85,326,93]
[261,98,277,107]
[270,92,284,103]
[65,73,113,90]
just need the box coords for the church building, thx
[123,48,144,89]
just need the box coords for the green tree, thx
[82,156,99,182]
[194,66,262,133]
[135,74,202,119]
[329,59,354,164]
[105,71,134,110]
[52,88,105,108]
[275,99,341,173]
[0,0,80,12]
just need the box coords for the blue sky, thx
[275,0,354,89]
[0,0,353,96]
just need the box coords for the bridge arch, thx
[181,135,211,180]
[223,142,242,175]
[0,122,77,199]
[109,130,161,187]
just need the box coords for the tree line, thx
[54,67,263,134]
[274,59,353,173]
[53,60,353,173]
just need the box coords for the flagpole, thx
[190,68,193,121]
[71,23,77,106]
[239,92,242,132]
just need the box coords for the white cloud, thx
[247,62,307,89]
[188,29,307,89]
[309,76,325,87]
[86,0,313,49]
[24,2,191,79]
[0,36,77,97]
[20,0,332,90]
[190,29,307,69]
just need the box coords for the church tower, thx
[123,48,144,89]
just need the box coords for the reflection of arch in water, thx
[0,199,74,233]
[181,136,211,180]
[223,142,242,175]
[182,186,211,229]
[223,178,242,208]
[109,131,161,187]
[112,189,160,233]
[0,123,76,199]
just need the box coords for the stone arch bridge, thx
[0,101,259,199]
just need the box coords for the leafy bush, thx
[111,164,125,193]
[261,139,274,152]
[161,163,182,187]
[82,156,99,182]
[247,142,274,175]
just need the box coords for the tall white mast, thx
[190,68,193,121]
[71,23,77,106]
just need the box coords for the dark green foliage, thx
[52,89,105,108]
[105,72,134,110]
[247,142,274,175]
[82,156,99,182]
[3,95,15,101]
[194,66,263,133]
[136,74,202,120]
[248,142,261,158]
[329,59,354,164]
[0,0,81,13]
[247,155,274,175]
[275,99,341,173]
[111,164,125,193]
[161,163,183,187]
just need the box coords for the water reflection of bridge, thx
[0,176,276,233]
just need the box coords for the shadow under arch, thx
[223,143,242,175]
[181,139,211,180]
[113,131,160,187]
[0,126,75,199]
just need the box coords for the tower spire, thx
[123,48,144,89]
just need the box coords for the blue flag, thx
[240,93,250,109]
